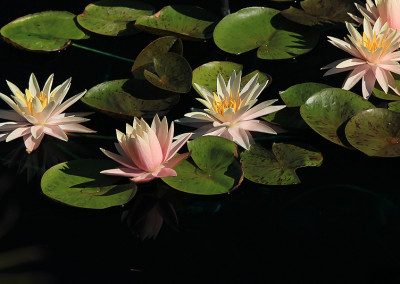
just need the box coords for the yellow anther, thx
[212,91,242,115]
[359,32,389,53]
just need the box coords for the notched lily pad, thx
[300,88,375,147]
[280,82,331,107]
[41,159,137,209]
[162,136,243,195]
[345,108,400,157]
[135,5,218,40]
[81,78,180,119]
[77,0,154,36]
[213,7,320,60]
[1,11,88,52]
[241,143,323,185]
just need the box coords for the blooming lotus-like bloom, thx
[321,18,400,99]
[0,73,95,153]
[176,70,286,150]
[100,115,192,183]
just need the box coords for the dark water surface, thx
[0,0,399,283]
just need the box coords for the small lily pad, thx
[132,36,183,79]
[241,143,323,185]
[300,88,375,147]
[241,70,272,87]
[1,11,88,52]
[41,159,137,209]
[213,7,320,60]
[162,136,243,195]
[81,78,180,119]
[280,82,331,107]
[77,0,154,36]
[345,108,400,157]
[135,5,218,40]
[144,52,192,93]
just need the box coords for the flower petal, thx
[43,125,68,141]
[23,134,44,154]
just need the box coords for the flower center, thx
[17,89,49,115]
[359,32,389,53]
[212,92,242,115]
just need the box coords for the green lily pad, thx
[81,78,180,119]
[388,101,400,113]
[281,0,356,26]
[280,82,331,107]
[144,52,192,93]
[241,143,323,185]
[345,108,400,157]
[263,108,310,130]
[213,7,320,60]
[135,5,218,40]
[162,136,243,195]
[1,11,88,52]
[372,79,400,101]
[132,36,183,79]
[300,88,375,147]
[241,70,272,87]
[77,0,154,36]
[41,159,137,209]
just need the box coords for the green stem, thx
[71,43,135,63]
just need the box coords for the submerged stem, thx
[71,43,135,63]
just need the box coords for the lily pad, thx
[372,80,400,101]
[132,36,183,79]
[1,11,88,52]
[162,136,243,195]
[263,108,310,130]
[241,70,272,87]
[213,7,320,60]
[81,79,180,119]
[77,0,154,36]
[135,5,218,40]
[144,52,192,93]
[241,143,323,185]
[41,159,137,209]
[280,82,331,107]
[388,101,400,113]
[281,0,356,26]
[345,108,400,157]
[300,88,375,147]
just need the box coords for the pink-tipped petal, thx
[342,65,369,90]
[101,167,147,178]
[236,120,277,134]
[6,127,31,142]
[131,173,156,183]
[361,70,377,99]
[242,101,286,121]
[228,126,251,150]
[30,125,44,139]
[23,134,44,154]
[100,148,139,170]
[152,167,177,178]
[166,133,192,161]
[58,123,96,133]
[163,152,190,169]
[43,125,68,141]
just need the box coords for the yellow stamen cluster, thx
[212,92,242,115]
[359,32,389,53]
[16,90,50,115]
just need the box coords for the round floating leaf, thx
[372,79,400,101]
[345,108,400,157]
[162,136,243,195]
[77,0,154,36]
[300,88,375,147]
[242,70,272,88]
[132,36,183,79]
[81,79,180,119]
[280,82,331,107]
[1,11,88,52]
[388,101,400,113]
[135,5,218,40]
[213,7,320,60]
[281,0,356,26]
[144,52,192,93]
[263,108,310,130]
[41,159,137,209]
[241,143,323,185]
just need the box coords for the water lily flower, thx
[321,18,400,99]
[0,73,95,153]
[175,71,286,150]
[100,115,192,183]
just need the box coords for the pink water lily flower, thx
[321,18,400,99]
[176,70,286,150]
[100,115,192,183]
[0,73,95,153]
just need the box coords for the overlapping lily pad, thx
[81,79,180,119]
[345,109,400,157]
[41,159,137,209]
[388,101,400,113]
[372,79,400,101]
[132,36,183,79]
[300,88,375,147]
[77,0,154,36]
[162,136,243,195]
[135,5,218,40]
[241,143,323,185]
[1,11,88,52]
[213,7,320,60]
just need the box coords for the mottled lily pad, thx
[135,5,218,40]
[280,82,331,107]
[213,7,319,60]
[77,0,154,36]
[132,36,183,79]
[1,11,88,52]
[281,0,356,26]
[144,52,192,93]
[300,88,375,147]
[345,108,400,157]
[41,159,137,209]
[81,79,180,119]
[162,136,243,195]
[241,143,323,185]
